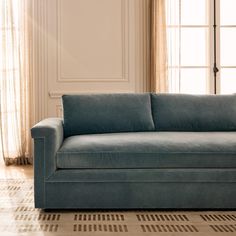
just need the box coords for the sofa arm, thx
[31,118,64,176]
[31,118,64,139]
[31,118,64,208]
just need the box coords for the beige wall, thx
[32,0,150,122]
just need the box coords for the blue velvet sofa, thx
[31,93,236,209]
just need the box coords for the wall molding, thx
[56,0,130,83]
[32,0,48,122]
[135,0,150,92]
[49,90,135,99]
[56,105,63,117]
[32,0,150,118]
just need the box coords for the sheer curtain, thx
[150,0,168,92]
[0,0,32,165]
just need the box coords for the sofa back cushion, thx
[62,93,155,137]
[151,93,236,131]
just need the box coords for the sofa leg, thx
[42,209,53,212]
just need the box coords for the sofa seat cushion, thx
[56,132,236,169]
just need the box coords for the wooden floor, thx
[0,162,236,236]
[0,160,33,179]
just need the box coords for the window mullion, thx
[209,0,218,94]
[178,0,182,93]
[215,0,221,94]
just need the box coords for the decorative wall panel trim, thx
[49,90,134,99]
[56,105,63,117]
[33,0,150,118]
[32,0,48,122]
[144,0,151,92]
[134,0,150,92]
[56,0,129,82]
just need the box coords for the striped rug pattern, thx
[0,179,236,236]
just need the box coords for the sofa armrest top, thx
[31,118,63,139]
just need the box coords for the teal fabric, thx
[48,169,236,183]
[57,132,236,169]
[31,118,64,208]
[151,93,236,131]
[31,93,236,209]
[44,181,236,209]
[62,93,155,137]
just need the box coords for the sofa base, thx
[37,182,236,209]
[35,169,236,209]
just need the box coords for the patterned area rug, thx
[0,179,236,236]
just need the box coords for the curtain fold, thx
[150,0,168,92]
[0,0,32,165]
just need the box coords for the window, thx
[166,0,236,94]
[219,0,236,94]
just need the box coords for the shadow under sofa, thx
[31,93,236,209]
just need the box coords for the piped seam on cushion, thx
[57,151,236,154]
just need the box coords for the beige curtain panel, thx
[0,0,32,165]
[150,0,168,92]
